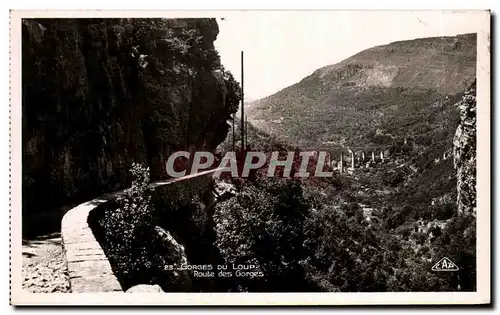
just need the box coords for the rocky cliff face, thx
[22,18,240,218]
[453,82,476,214]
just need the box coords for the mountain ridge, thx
[246,33,476,149]
[255,33,476,102]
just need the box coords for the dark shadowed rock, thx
[21,18,240,230]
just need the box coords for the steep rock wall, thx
[453,81,476,214]
[22,18,239,220]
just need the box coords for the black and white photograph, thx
[10,10,490,305]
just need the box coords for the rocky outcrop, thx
[453,82,476,214]
[22,18,240,221]
[153,226,191,290]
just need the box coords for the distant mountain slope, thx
[247,33,476,149]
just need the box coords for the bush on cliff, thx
[302,199,393,292]
[98,163,193,291]
[99,163,157,283]
[213,177,310,292]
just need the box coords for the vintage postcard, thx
[10,9,490,305]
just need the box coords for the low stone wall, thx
[61,198,123,293]
[60,170,217,293]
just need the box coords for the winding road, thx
[59,167,223,293]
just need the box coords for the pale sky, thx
[214,10,489,100]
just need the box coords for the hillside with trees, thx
[247,33,476,149]
[211,33,478,292]
[212,83,477,292]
